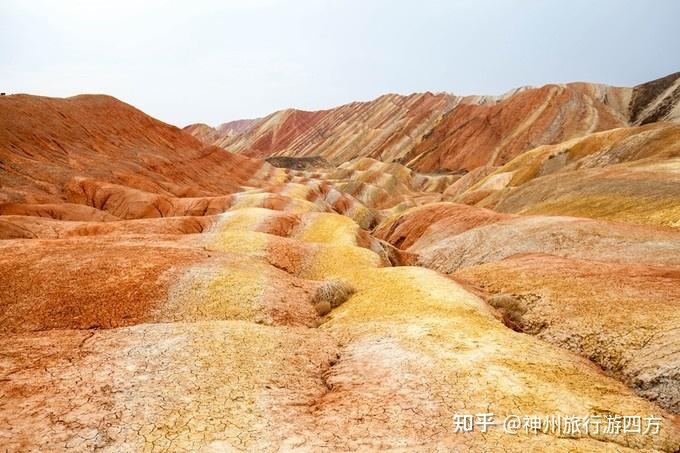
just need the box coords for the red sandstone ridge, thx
[406,83,626,171]
[187,92,465,161]
[0,94,266,206]
[188,72,680,172]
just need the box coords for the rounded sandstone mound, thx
[457,253,680,413]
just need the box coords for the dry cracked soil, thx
[1,73,680,452]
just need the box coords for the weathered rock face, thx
[406,83,627,172]
[2,90,680,451]
[205,92,464,163]
[188,73,680,173]
[456,254,680,413]
[629,71,680,125]
[374,202,513,250]
[378,208,680,271]
[458,122,680,228]
[0,94,267,205]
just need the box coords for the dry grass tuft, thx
[311,279,356,315]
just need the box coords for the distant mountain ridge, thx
[186,72,680,172]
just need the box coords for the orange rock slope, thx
[2,88,680,452]
[188,72,680,172]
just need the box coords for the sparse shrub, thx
[487,293,527,331]
[311,279,356,315]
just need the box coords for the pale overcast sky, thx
[2,0,679,127]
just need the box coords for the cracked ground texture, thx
[2,209,678,452]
